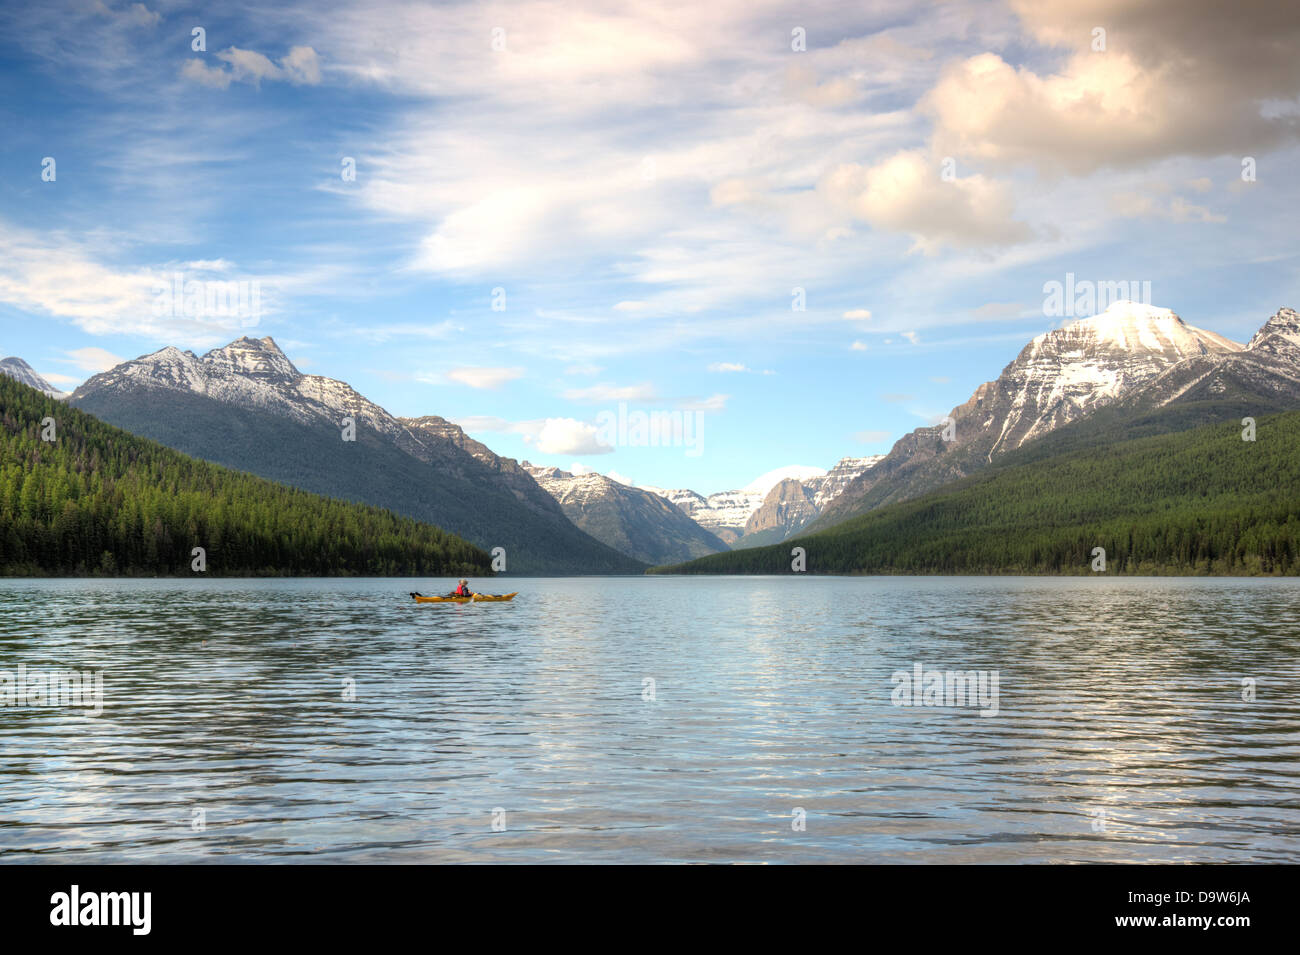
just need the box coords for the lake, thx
[1,576,1297,863]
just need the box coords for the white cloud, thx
[562,382,656,402]
[530,418,613,455]
[843,308,872,320]
[443,366,524,389]
[926,1,1300,176]
[60,347,125,372]
[0,222,278,345]
[280,45,323,85]
[1110,192,1227,224]
[850,341,868,351]
[40,371,81,387]
[351,320,459,343]
[822,150,1034,254]
[182,45,324,89]
[181,59,232,89]
[708,362,748,373]
[678,393,728,412]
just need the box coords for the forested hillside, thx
[652,411,1300,576]
[0,375,489,576]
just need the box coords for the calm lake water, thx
[1,576,1297,864]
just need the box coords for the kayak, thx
[410,592,518,603]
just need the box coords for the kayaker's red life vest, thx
[454,583,470,596]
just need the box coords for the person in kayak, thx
[451,579,474,597]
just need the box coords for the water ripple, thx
[0,576,1297,863]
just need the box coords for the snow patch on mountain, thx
[641,456,882,544]
[0,357,66,399]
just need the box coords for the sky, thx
[1,0,1298,493]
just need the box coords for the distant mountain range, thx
[658,303,1300,575]
[68,337,643,575]
[22,299,1292,578]
[39,334,885,571]
[0,356,65,399]
[522,463,730,565]
[733,456,884,548]
[643,459,880,546]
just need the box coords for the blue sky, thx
[2,0,1298,492]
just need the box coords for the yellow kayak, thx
[410,592,518,603]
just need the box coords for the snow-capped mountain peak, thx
[816,302,1262,529]
[1061,301,1242,357]
[0,356,66,399]
[1245,307,1300,357]
[981,302,1242,456]
[203,336,299,380]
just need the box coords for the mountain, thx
[803,456,886,509]
[0,356,65,399]
[400,415,562,519]
[69,336,644,575]
[650,408,1300,576]
[644,462,868,545]
[522,464,730,565]
[738,478,819,545]
[647,456,882,547]
[814,302,1245,529]
[659,304,1300,576]
[0,372,488,577]
[644,486,759,545]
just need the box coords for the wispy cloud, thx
[181,46,323,89]
[562,382,657,402]
[434,366,525,389]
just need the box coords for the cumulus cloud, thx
[821,150,1034,253]
[926,0,1300,175]
[530,418,614,455]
